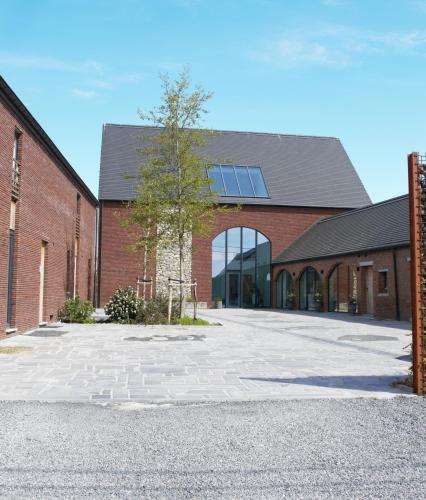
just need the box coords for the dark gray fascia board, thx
[0,74,98,206]
[273,242,410,265]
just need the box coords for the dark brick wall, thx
[99,202,343,306]
[0,96,97,337]
[272,246,411,321]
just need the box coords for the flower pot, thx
[348,303,357,315]
[213,300,223,309]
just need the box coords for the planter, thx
[213,300,223,309]
[311,302,322,312]
[286,300,294,310]
[348,303,357,315]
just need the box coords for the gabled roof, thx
[0,75,97,205]
[98,124,371,209]
[273,195,409,264]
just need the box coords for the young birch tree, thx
[129,69,234,315]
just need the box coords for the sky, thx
[1,0,426,202]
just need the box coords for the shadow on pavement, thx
[240,375,410,393]
[264,309,412,330]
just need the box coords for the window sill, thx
[5,328,17,334]
[377,293,389,297]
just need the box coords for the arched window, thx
[299,267,321,311]
[328,264,350,312]
[276,270,293,309]
[212,227,271,308]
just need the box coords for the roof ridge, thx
[315,194,409,224]
[103,123,339,140]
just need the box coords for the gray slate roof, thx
[273,195,409,264]
[98,124,371,208]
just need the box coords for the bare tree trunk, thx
[142,246,147,300]
[179,232,183,318]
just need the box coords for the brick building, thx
[97,125,372,308]
[273,195,410,320]
[0,76,97,337]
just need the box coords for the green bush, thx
[104,287,141,323]
[135,295,179,325]
[58,296,95,323]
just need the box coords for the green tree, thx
[129,69,235,315]
[120,183,164,300]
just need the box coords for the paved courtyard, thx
[0,309,412,402]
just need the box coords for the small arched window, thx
[276,270,293,309]
[299,267,321,311]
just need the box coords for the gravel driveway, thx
[0,397,424,499]
[0,309,412,401]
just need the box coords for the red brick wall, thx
[98,201,156,305]
[0,97,97,337]
[192,205,344,304]
[99,202,343,306]
[272,246,411,321]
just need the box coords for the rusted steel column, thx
[408,152,425,395]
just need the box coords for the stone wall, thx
[155,235,192,298]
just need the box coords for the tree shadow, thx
[267,309,412,331]
[240,375,411,393]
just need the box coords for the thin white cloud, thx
[85,79,112,89]
[72,88,96,99]
[248,25,426,68]
[112,72,145,84]
[249,39,347,68]
[0,52,102,73]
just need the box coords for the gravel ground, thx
[0,397,424,499]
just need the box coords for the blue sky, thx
[1,0,426,202]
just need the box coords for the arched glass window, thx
[276,270,293,309]
[299,267,321,311]
[211,227,271,308]
[328,264,350,312]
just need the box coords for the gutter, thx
[0,75,98,206]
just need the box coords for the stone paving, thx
[0,309,412,402]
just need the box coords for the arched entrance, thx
[328,264,350,312]
[299,267,321,311]
[211,227,271,308]
[276,270,293,309]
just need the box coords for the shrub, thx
[58,296,95,323]
[104,287,141,323]
[135,295,179,325]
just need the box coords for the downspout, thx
[392,247,400,321]
[95,202,102,308]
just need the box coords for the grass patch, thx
[175,316,210,326]
[391,377,412,389]
[0,346,33,355]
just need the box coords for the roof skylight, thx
[209,165,269,198]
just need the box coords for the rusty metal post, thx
[193,279,198,320]
[408,152,425,395]
[167,278,173,325]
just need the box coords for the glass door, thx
[226,272,240,307]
